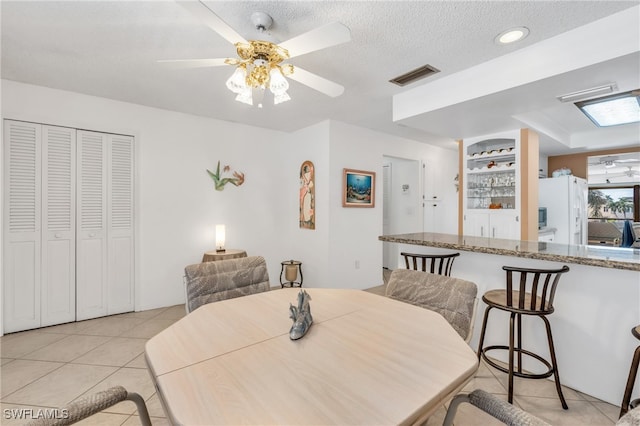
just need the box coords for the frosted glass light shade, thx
[274,91,291,105]
[235,87,253,105]
[226,67,247,94]
[269,68,289,95]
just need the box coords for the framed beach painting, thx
[343,168,375,208]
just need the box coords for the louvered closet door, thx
[107,134,134,315]
[3,121,42,332]
[76,130,108,320]
[41,125,76,326]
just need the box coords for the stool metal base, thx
[477,307,568,410]
[480,345,554,380]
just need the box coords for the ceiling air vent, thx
[389,64,440,87]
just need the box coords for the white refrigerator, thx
[539,175,588,245]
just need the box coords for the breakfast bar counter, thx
[378,232,640,271]
[379,232,640,406]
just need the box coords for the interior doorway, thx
[382,156,422,270]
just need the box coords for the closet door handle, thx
[54,233,61,238]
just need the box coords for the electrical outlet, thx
[355,260,360,269]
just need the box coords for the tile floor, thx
[0,295,623,426]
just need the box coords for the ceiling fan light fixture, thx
[235,87,253,106]
[226,65,248,94]
[274,91,291,105]
[269,67,289,95]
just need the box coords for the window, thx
[588,185,639,222]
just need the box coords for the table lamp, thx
[215,224,226,252]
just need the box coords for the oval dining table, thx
[145,288,479,425]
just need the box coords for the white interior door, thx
[76,130,108,320]
[41,125,76,326]
[3,121,42,332]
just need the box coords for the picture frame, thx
[299,160,315,229]
[342,168,375,208]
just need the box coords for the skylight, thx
[575,90,640,127]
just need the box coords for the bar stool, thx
[620,325,640,418]
[400,252,460,276]
[477,265,570,409]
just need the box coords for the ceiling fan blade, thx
[157,58,234,69]
[279,22,351,59]
[287,66,344,97]
[177,0,248,45]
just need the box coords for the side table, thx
[202,249,247,263]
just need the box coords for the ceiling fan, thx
[589,155,640,168]
[161,0,351,106]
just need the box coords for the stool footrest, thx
[480,345,554,380]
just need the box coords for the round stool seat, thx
[482,289,552,315]
[632,325,640,341]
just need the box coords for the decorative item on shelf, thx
[206,161,245,191]
[289,290,313,340]
[280,260,303,288]
[343,168,375,207]
[215,224,226,252]
[489,203,503,209]
[454,173,459,192]
[551,167,572,177]
[506,162,514,167]
[487,161,497,169]
[300,161,315,230]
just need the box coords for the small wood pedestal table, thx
[201,249,247,263]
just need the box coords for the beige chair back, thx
[184,256,270,313]
[386,269,477,342]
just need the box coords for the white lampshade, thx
[226,66,247,94]
[215,224,226,252]
[235,87,253,105]
[269,67,289,95]
[274,91,291,105]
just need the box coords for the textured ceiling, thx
[1,0,638,153]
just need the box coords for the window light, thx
[575,90,640,127]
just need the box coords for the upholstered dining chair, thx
[26,386,151,426]
[385,269,477,342]
[443,388,640,426]
[400,251,460,276]
[184,255,270,313]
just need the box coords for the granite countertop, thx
[378,232,640,272]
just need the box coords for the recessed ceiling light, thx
[576,90,640,127]
[495,27,529,44]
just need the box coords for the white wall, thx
[1,80,458,322]
[1,80,291,311]
[327,121,458,289]
[281,121,331,288]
